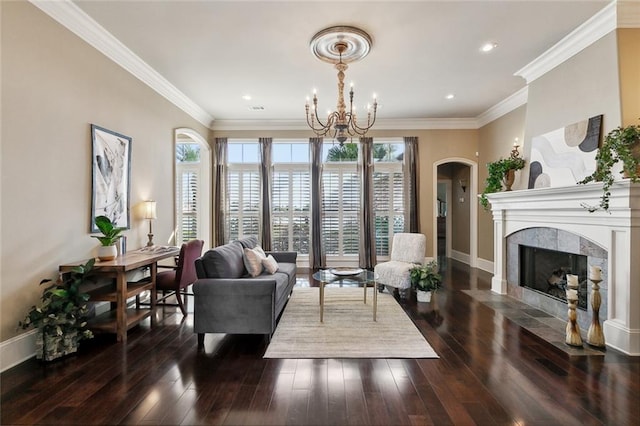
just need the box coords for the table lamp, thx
[144,200,157,247]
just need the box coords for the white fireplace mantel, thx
[487,180,640,355]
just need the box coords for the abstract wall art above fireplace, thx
[527,114,603,189]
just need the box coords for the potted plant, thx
[410,260,442,302]
[578,123,640,212]
[18,259,95,361]
[480,152,526,210]
[92,215,125,260]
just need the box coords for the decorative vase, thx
[35,330,78,361]
[416,289,432,303]
[97,245,117,261]
[503,169,516,191]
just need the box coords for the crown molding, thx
[211,117,480,131]
[29,0,214,128]
[476,87,528,128]
[515,1,617,84]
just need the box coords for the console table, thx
[59,247,180,343]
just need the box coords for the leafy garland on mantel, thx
[578,122,640,212]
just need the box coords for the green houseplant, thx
[578,123,640,212]
[410,260,442,302]
[19,259,95,361]
[480,155,526,210]
[92,215,125,260]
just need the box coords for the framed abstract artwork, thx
[90,124,132,232]
[527,115,603,189]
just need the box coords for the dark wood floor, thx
[2,259,638,425]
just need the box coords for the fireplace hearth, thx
[519,245,587,310]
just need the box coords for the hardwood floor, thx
[2,259,638,425]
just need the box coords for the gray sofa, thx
[193,236,297,345]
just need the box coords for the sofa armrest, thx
[266,251,297,264]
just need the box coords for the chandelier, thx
[305,26,378,145]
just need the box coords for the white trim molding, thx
[476,257,494,274]
[211,117,480,131]
[515,1,617,84]
[29,0,214,128]
[1,330,37,373]
[476,87,528,128]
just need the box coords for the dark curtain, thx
[404,136,419,233]
[358,137,377,269]
[212,138,227,247]
[309,137,325,269]
[259,137,272,251]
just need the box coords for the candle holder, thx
[586,278,605,348]
[565,275,583,347]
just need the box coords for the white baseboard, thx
[476,257,494,273]
[450,249,470,265]
[0,330,37,373]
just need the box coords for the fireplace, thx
[485,181,639,355]
[519,245,588,310]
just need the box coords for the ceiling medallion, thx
[305,26,377,145]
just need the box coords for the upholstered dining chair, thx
[156,239,204,316]
[374,233,426,298]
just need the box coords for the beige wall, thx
[618,29,640,126]
[212,128,478,258]
[525,31,622,151]
[1,1,209,341]
[477,106,527,261]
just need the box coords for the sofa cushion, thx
[262,255,279,274]
[235,235,258,249]
[243,247,266,277]
[274,262,296,282]
[199,241,245,278]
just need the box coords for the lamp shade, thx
[143,200,157,220]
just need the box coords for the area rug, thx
[264,287,438,358]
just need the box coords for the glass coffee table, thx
[312,268,379,322]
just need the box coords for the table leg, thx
[320,281,324,323]
[150,262,157,324]
[373,281,377,321]
[364,281,367,304]
[116,272,127,343]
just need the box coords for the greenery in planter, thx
[578,123,640,212]
[409,260,442,292]
[19,259,95,360]
[92,215,126,246]
[479,155,526,210]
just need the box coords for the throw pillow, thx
[262,254,279,274]
[254,245,266,258]
[243,247,265,277]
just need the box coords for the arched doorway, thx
[432,158,478,267]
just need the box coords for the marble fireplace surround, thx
[486,181,639,355]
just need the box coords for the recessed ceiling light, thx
[480,42,498,53]
[445,94,455,100]
[242,95,252,101]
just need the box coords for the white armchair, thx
[374,233,427,298]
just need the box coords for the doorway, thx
[433,159,477,267]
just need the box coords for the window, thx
[222,138,406,264]
[226,142,260,242]
[373,141,405,257]
[176,142,200,244]
[272,142,310,254]
[322,143,360,257]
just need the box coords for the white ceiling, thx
[73,0,610,126]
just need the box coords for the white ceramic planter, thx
[416,289,432,303]
[97,245,117,261]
